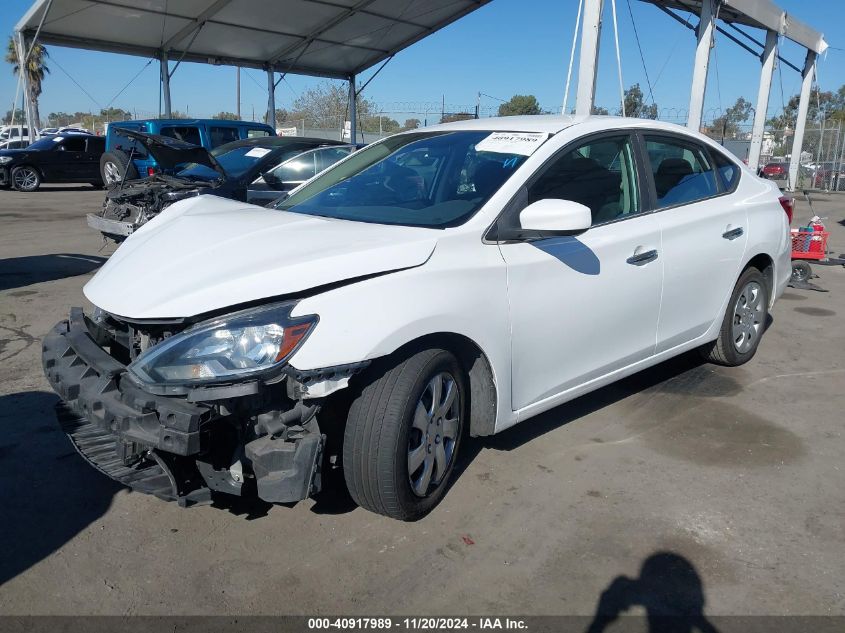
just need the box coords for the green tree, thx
[498,94,541,117]
[402,118,421,130]
[710,97,754,138]
[622,83,658,119]
[213,111,239,120]
[5,36,49,128]
[290,81,376,129]
[591,105,609,116]
[3,108,25,124]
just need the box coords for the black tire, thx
[11,165,41,191]
[700,267,769,367]
[343,348,466,521]
[791,260,813,283]
[100,150,138,186]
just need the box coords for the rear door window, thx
[160,126,201,146]
[209,126,240,148]
[644,136,719,208]
[271,152,317,184]
[85,137,105,153]
[111,127,148,158]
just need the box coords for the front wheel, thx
[343,348,466,521]
[700,267,769,366]
[11,165,41,191]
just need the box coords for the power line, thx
[625,0,656,106]
[50,56,102,110]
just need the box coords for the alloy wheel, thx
[13,167,38,190]
[408,371,461,497]
[732,281,764,353]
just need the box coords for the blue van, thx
[101,118,275,184]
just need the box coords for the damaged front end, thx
[42,306,365,507]
[87,176,209,242]
[88,129,226,242]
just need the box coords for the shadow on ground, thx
[0,391,121,587]
[0,254,107,292]
[586,551,720,633]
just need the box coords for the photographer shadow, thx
[586,552,720,633]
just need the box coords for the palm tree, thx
[6,36,49,128]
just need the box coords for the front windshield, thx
[178,145,307,181]
[26,137,63,150]
[274,131,533,228]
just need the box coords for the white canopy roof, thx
[16,0,491,79]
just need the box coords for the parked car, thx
[0,124,33,144]
[812,161,845,191]
[759,161,787,179]
[39,127,59,136]
[0,133,105,191]
[101,118,275,184]
[87,131,356,241]
[43,116,790,520]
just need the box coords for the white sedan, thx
[43,115,791,520]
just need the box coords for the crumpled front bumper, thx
[41,308,325,506]
[42,308,208,456]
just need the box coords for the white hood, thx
[84,195,439,319]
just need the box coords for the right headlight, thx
[0,156,13,165]
[128,302,317,386]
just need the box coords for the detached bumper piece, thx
[42,308,325,507]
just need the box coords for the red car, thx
[760,162,787,179]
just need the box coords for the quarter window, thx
[160,126,201,146]
[712,150,740,191]
[645,137,718,208]
[528,135,640,225]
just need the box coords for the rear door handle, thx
[722,226,744,240]
[626,249,658,266]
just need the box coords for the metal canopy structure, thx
[13,0,489,139]
[573,0,829,191]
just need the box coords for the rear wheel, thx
[11,165,41,191]
[100,150,138,185]
[343,348,466,521]
[700,267,768,366]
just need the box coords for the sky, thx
[1,0,844,125]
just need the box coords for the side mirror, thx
[261,171,282,188]
[496,199,592,241]
[519,199,592,233]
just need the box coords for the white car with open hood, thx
[42,115,792,520]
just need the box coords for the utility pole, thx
[236,67,241,119]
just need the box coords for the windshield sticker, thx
[245,147,271,158]
[475,132,549,156]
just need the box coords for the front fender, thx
[288,235,516,431]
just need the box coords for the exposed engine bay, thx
[88,175,215,242]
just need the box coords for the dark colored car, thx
[813,162,845,191]
[102,118,275,184]
[759,162,787,179]
[88,131,357,242]
[0,133,106,191]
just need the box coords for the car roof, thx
[125,118,274,127]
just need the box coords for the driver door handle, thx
[626,249,658,266]
[722,226,744,240]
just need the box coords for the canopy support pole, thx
[787,50,817,191]
[748,29,778,173]
[348,74,357,143]
[575,0,604,116]
[688,0,716,131]
[267,68,276,128]
[14,30,35,140]
[160,53,172,118]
